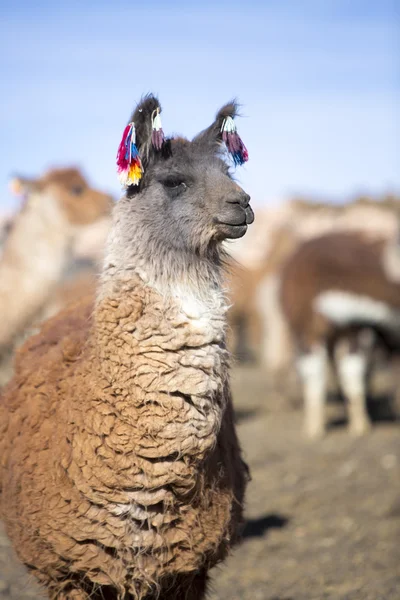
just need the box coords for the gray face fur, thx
[119,96,253,257]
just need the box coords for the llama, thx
[0,167,112,385]
[0,94,253,600]
[280,230,400,438]
[240,198,400,377]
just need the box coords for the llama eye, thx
[71,185,85,196]
[162,178,187,191]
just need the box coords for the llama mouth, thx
[215,218,247,227]
[214,205,254,230]
[215,222,248,240]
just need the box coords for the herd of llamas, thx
[0,93,399,599]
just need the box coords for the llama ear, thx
[194,101,239,144]
[8,176,36,197]
[129,94,162,162]
[193,101,248,165]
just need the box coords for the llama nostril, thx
[226,192,251,208]
[237,193,250,208]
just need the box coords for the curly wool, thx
[0,274,248,599]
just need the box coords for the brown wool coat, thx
[0,275,247,599]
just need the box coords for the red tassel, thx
[116,122,143,186]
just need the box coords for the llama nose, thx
[226,192,251,208]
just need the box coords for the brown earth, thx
[0,366,399,600]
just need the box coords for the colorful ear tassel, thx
[151,107,165,151]
[116,122,143,186]
[221,116,248,166]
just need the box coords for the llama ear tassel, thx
[221,116,248,166]
[116,122,143,187]
[151,107,165,151]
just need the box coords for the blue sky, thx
[0,0,399,209]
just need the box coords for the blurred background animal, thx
[227,195,400,369]
[226,194,400,427]
[280,230,400,437]
[0,167,112,386]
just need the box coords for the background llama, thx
[0,1,399,599]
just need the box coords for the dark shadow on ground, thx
[385,500,400,519]
[242,514,289,540]
[367,395,399,422]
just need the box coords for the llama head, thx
[116,94,254,258]
[10,168,113,226]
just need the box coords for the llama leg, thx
[298,346,328,439]
[336,351,371,436]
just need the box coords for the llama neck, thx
[92,213,231,460]
[101,213,227,318]
[0,194,72,346]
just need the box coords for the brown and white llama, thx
[0,167,112,385]
[280,230,400,438]
[247,198,400,378]
[0,94,253,600]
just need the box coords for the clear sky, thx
[0,0,399,210]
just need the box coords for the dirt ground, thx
[0,366,399,600]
